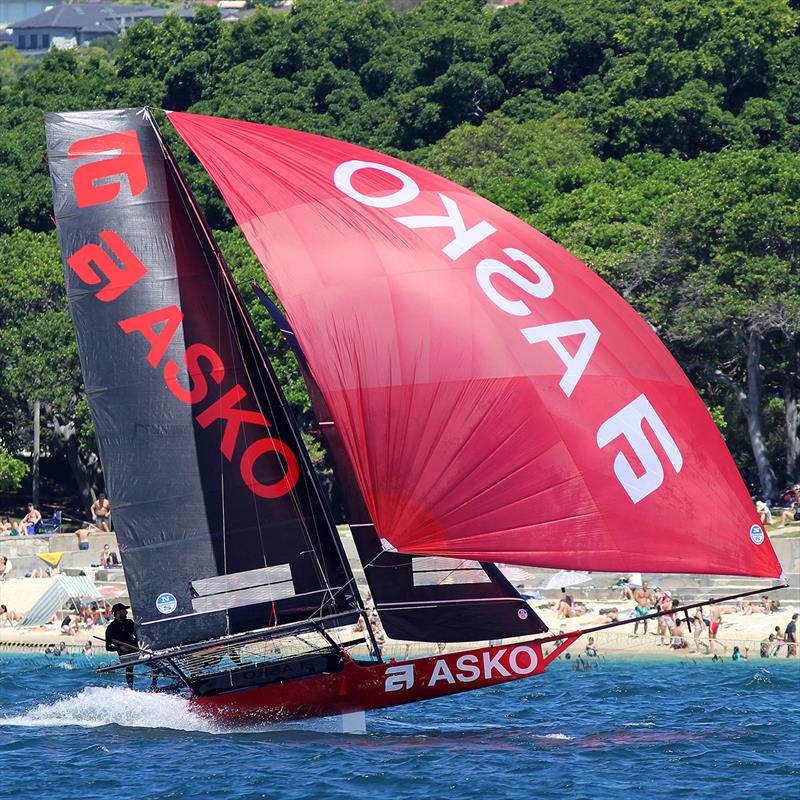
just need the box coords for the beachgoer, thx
[671,618,689,649]
[60,614,78,635]
[760,633,776,658]
[16,503,42,535]
[633,582,652,635]
[692,609,710,654]
[785,614,798,658]
[75,524,96,551]
[105,603,140,688]
[0,555,11,580]
[556,589,575,619]
[0,604,21,626]
[100,544,120,567]
[770,626,784,656]
[590,607,619,624]
[83,641,93,657]
[91,494,111,531]
[585,637,598,657]
[755,498,773,525]
[0,517,12,535]
[731,645,748,661]
[708,605,727,653]
[657,592,676,645]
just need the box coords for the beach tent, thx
[17,575,102,628]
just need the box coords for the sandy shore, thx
[1,593,797,662]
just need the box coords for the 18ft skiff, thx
[45,108,784,723]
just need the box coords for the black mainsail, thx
[46,109,359,651]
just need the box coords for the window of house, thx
[30,33,38,48]
[42,34,50,48]
[17,34,26,49]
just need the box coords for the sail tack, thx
[168,112,781,579]
[46,109,359,650]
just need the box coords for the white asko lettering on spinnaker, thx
[333,160,683,504]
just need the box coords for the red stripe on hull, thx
[190,636,578,723]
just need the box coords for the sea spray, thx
[2,686,217,732]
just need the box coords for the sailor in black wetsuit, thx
[105,603,139,688]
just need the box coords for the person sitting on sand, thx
[671,618,689,649]
[100,544,120,567]
[755,498,773,526]
[556,590,575,618]
[0,517,12,535]
[0,555,11,580]
[60,614,78,636]
[0,604,21,626]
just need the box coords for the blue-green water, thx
[1,654,798,800]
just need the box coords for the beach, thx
[1,576,797,663]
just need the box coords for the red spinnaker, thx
[169,111,782,579]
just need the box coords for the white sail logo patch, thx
[156,592,177,614]
[749,525,765,545]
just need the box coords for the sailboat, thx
[45,108,784,724]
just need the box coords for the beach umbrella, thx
[540,571,592,590]
[97,585,126,599]
[500,565,535,583]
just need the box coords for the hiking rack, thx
[97,610,380,690]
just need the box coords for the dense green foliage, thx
[0,0,797,506]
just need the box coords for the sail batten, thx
[169,110,782,580]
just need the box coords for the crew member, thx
[105,603,139,688]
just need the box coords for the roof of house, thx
[13,3,193,32]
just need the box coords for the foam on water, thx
[2,686,217,732]
[1,685,367,735]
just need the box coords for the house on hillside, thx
[10,3,195,56]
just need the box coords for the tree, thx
[0,229,100,511]
[651,149,800,497]
[0,447,27,492]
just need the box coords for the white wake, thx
[2,685,366,734]
[2,686,216,732]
